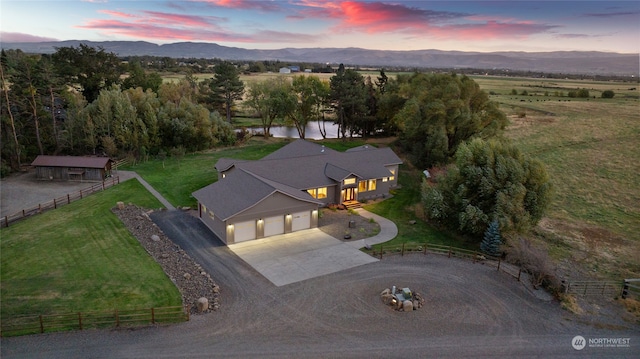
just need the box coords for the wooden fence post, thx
[401,243,405,256]
[78,312,83,330]
[448,246,452,258]
[4,216,8,228]
[54,198,57,209]
[115,309,119,327]
[584,283,588,296]
[22,209,26,218]
[80,190,83,199]
[67,194,70,204]
[39,315,44,333]
[151,308,155,324]
[38,203,42,213]
[102,181,105,191]
[423,244,427,255]
[497,258,501,271]
[517,268,522,282]
[379,246,383,259]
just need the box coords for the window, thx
[368,179,377,191]
[307,187,328,199]
[208,210,215,219]
[358,180,367,192]
[317,187,327,199]
[344,178,356,185]
[382,177,388,182]
[389,168,396,181]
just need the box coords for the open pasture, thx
[473,75,640,278]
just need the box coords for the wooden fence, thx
[370,243,523,281]
[562,280,624,297]
[1,176,120,228]
[622,279,640,299]
[1,306,188,337]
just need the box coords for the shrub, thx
[601,90,615,99]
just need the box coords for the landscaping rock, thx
[112,205,221,315]
[117,201,125,210]
[403,300,413,311]
[196,297,209,312]
[408,220,417,225]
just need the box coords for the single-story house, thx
[31,155,112,181]
[193,140,402,245]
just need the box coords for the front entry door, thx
[342,187,356,202]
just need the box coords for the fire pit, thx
[380,286,425,312]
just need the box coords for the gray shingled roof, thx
[31,155,111,169]
[261,139,339,160]
[193,140,402,221]
[193,169,320,221]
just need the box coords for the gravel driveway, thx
[3,210,637,358]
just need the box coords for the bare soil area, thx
[317,207,380,241]
[0,170,135,217]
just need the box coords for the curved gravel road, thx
[2,211,638,358]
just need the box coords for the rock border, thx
[113,204,220,314]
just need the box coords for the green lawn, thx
[0,179,182,318]
[124,139,290,207]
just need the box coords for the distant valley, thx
[2,40,638,76]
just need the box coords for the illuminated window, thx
[382,177,388,182]
[368,179,377,191]
[307,187,328,199]
[389,168,396,181]
[344,178,356,185]
[201,204,207,213]
[317,187,327,199]
[358,180,367,192]
[208,210,215,219]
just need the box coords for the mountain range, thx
[2,40,638,76]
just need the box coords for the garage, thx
[264,215,285,237]
[291,211,311,232]
[233,220,256,242]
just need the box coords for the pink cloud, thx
[0,31,59,42]
[294,1,557,40]
[78,8,315,44]
[199,0,280,11]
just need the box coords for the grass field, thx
[472,76,640,279]
[0,179,182,318]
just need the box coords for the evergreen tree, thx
[207,61,244,122]
[481,220,502,257]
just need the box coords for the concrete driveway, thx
[229,228,378,286]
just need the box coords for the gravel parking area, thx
[0,170,135,217]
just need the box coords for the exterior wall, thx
[306,185,337,207]
[220,192,318,245]
[357,178,392,201]
[198,202,229,244]
[35,166,106,181]
[385,165,399,188]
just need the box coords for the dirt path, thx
[3,253,637,358]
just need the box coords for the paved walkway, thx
[118,170,176,210]
[228,210,398,287]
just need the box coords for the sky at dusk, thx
[1,1,639,53]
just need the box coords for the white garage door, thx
[264,215,285,237]
[291,211,311,232]
[234,220,256,242]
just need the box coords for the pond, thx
[240,121,347,140]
